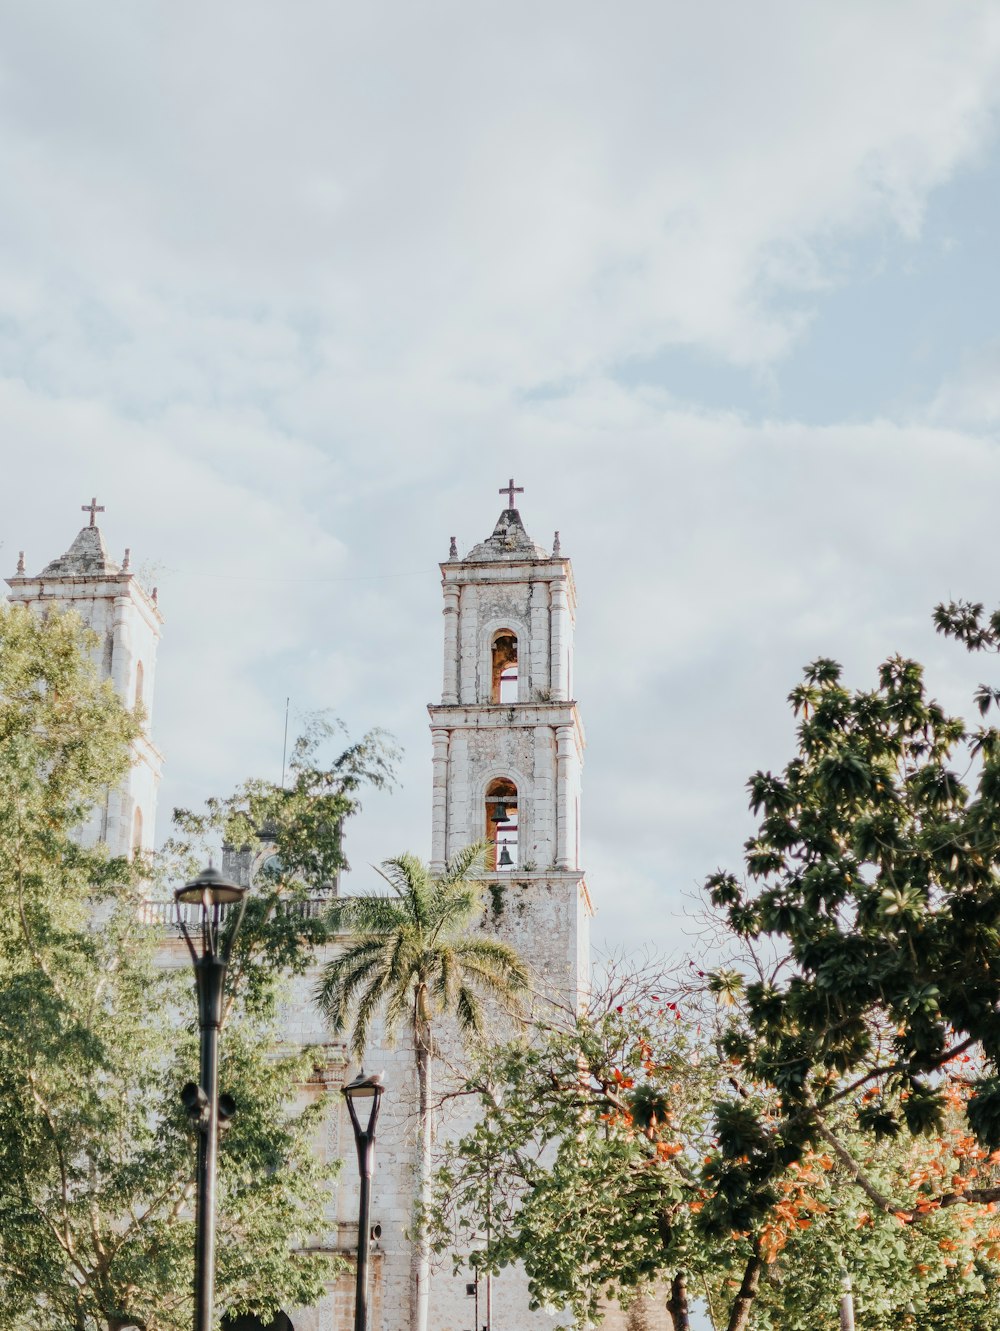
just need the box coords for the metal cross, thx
[81,497,105,527]
[499,478,524,509]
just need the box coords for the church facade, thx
[6,492,593,1331]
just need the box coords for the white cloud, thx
[0,1,997,400]
[927,342,1000,427]
[2,2,1000,958]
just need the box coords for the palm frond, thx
[440,841,488,886]
[454,983,485,1038]
[453,937,531,990]
[349,964,397,1056]
[315,941,389,1025]
[315,848,530,1057]
[433,947,459,1011]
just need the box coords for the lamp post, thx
[175,865,248,1331]
[342,1071,385,1331]
[839,1269,856,1331]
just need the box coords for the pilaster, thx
[529,579,550,698]
[441,584,460,705]
[430,729,449,873]
[550,581,569,700]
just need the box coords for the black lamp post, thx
[839,1269,855,1331]
[175,865,248,1331]
[342,1071,385,1331]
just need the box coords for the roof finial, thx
[16,551,24,575]
[122,547,131,572]
[552,531,561,556]
[81,496,105,528]
[499,477,524,510]
[449,536,458,559]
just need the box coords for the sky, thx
[2,1,1000,963]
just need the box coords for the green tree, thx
[316,847,530,1331]
[431,977,1000,1331]
[0,605,393,1328]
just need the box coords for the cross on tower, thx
[81,497,105,528]
[499,478,524,510]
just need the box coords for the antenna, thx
[281,697,290,787]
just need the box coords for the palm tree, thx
[316,845,530,1331]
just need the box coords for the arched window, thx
[132,807,143,856]
[485,777,518,872]
[134,660,145,710]
[491,631,518,704]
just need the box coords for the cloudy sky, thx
[2,1,1000,959]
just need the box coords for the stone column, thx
[532,724,554,867]
[110,595,133,705]
[529,579,550,699]
[555,724,575,870]
[441,583,460,705]
[430,729,449,873]
[104,785,125,858]
[447,730,470,860]
[550,581,569,701]
[459,584,479,704]
[108,595,134,857]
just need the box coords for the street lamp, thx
[175,865,248,1331]
[342,1071,385,1331]
[839,1269,856,1331]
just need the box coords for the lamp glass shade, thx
[175,865,246,906]
[342,1072,385,1101]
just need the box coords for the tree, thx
[430,972,1000,1331]
[0,605,393,1328]
[316,847,531,1331]
[696,604,1000,1322]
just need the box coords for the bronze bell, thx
[498,844,514,868]
[491,801,510,823]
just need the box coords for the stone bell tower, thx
[428,481,591,1005]
[6,498,164,858]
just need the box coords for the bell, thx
[498,845,513,868]
[491,801,510,823]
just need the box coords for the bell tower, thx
[428,483,590,1004]
[6,499,164,858]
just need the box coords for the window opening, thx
[134,660,145,710]
[132,807,143,857]
[491,632,518,704]
[485,777,518,872]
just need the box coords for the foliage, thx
[0,609,390,1329]
[705,640,1000,1165]
[168,713,397,1021]
[317,846,530,1055]
[431,983,1000,1331]
[317,846,531,1331]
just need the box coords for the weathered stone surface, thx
[462,507,551,562]
[39,524,121,577]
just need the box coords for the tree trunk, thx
[726,1250,763,1331]
[666,1271,691,1331]
[410,1023,433,1331]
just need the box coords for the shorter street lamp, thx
[342,1072,385,1331]
[175,866,248,1331]
[838,1269,855,1331]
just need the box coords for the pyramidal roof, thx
[39,525,121,578]
[463,507,550,562]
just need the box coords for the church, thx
[6,488,595,1331]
